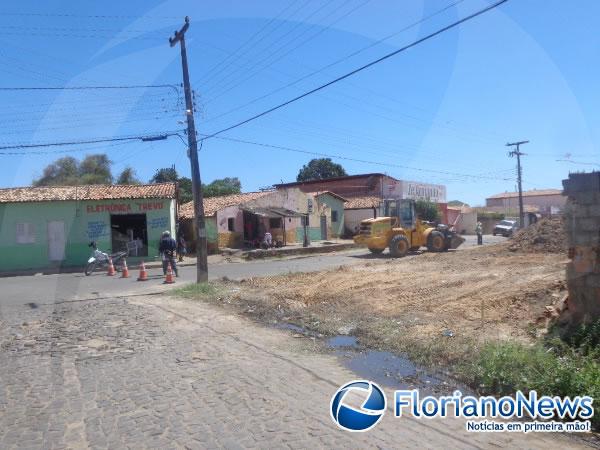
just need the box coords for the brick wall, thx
[560,172,600,332]
[218,232,242,249]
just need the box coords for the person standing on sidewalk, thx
[177,234,187,262]
[159,231,178,277]
[476,221,483,245]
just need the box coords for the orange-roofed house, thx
[178,188,346,253]
[0,183,177,272]
[485,188,565,215]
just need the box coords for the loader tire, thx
[368,247,384,255]
[427,231,445,253]
[389,235,409,258]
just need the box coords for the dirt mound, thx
[508,217,567,254]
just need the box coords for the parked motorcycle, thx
[85,241,127,276]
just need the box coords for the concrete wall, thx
[344,208,377,236]
[560,172,600,332]
[486,194,566,213]
[447,208,477,234]
[282,175,447,203]
[0,198,175,271]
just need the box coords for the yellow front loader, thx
[353,199,465,257]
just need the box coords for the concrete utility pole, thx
[506,140,529,229]
[169,17,208,283]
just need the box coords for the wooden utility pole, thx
[169,16,208,282]
[506,140,529,229]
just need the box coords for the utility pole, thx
[169,17,208,282]
[506,140,529,229]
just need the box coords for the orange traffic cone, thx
[164,263,175,284]
[120,259,130,278]
[107,257,116,276]
[137,261,148,281]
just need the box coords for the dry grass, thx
[238,245,567,365]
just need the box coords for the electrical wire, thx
[0,84,179,91]
[197,0,314,88]
[201,0,464,115]
[0,131,184,152]
[203,134,514,181]
[200,0,509,142]
[0,11,180,20]
[203,0,372,102]
[197,0,302,85]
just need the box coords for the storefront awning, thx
[242,206,305,218]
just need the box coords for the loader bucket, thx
[449,234,465,249]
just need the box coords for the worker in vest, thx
[159,230,178,277]
[476,221,483,245]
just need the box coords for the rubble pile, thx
[508,217,567,254]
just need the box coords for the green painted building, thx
[0,183,177,272]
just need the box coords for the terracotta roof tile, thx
[486,189,563,199]
[344,196,381,209]
[307,191,348,202]
[179,191,271,218]
[0,183,176,203]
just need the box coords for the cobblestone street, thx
[0,295,589,449]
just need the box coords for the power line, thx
[203,0,372,103]
[0,140,136,156]
[0,131,184,152]
[201,0,509,142]
[203,0,462,110]
[197,0,314,88]
[197,0,302,86]
[556,159,600,168]
[204,134,514,181]
[0,30,166,40]
[0,84,179,91]
[0,11,180,19]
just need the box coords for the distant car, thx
[493,220,518,237]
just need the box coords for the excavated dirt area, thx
[226,244,568,366]
[508,217,567,253]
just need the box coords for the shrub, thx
[459,341,600,428]
[415,200,441,222]
[172,282,218,299]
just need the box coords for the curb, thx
[242,243,357,260]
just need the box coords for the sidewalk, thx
[0,241,358,277]
[241,239,357,259]
[151,239,358,264]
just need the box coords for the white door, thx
[47,221,66,261]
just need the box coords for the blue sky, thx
[0,0,598,205]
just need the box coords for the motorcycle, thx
[85,241,127,276]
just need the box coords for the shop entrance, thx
[243,210,260,241]
[110,214,148,256]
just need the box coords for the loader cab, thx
[384,199,415,229]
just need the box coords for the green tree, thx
[116,167,141,185]
[296,158,347,182]
[33,156,79,186]
[415,199,441,222]
[78,154,113,184]
[203,177,242,198]
[177,176,193,203]
[33,154,113,186]
[448,200,469,207]
[149,167,178,184]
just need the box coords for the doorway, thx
[243,210,259,241]
[320,215,327,240]
[110,214,148,256]
[47,221,65,261]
